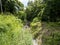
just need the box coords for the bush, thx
[42,31,60,45]
[42,22,60,45]
[0,14,33,45]
[30,17,42,39]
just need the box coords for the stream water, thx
[33,39,38,45]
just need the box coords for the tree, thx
[42,0,60,22]
[0,0,24,14]
[25,0,45,21]
[0,0,3,13]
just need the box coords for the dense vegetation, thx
[42,22,60,45]
[0,0,60,45]
[0,0,24,13]
[0,15,33,45]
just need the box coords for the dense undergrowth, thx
[0,14,60,45]
[0,0,60,45]
[30,17,42,39]
[42,22,60,45]
[0,14,33,45]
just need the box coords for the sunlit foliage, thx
[0,14,33,45]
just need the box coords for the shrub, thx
[30,17,42,39]
[42,22,60,45]
[0,14,33,45]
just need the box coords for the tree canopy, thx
[0,0,24,13]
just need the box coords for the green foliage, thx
[42,31,60,45]
[0,0,24,13]
[0,14,33,45]
[42,22,60,45]
[42,0,60,22]
[30,17,42,39]
[26,0,45,21]
[16,11,26,21]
